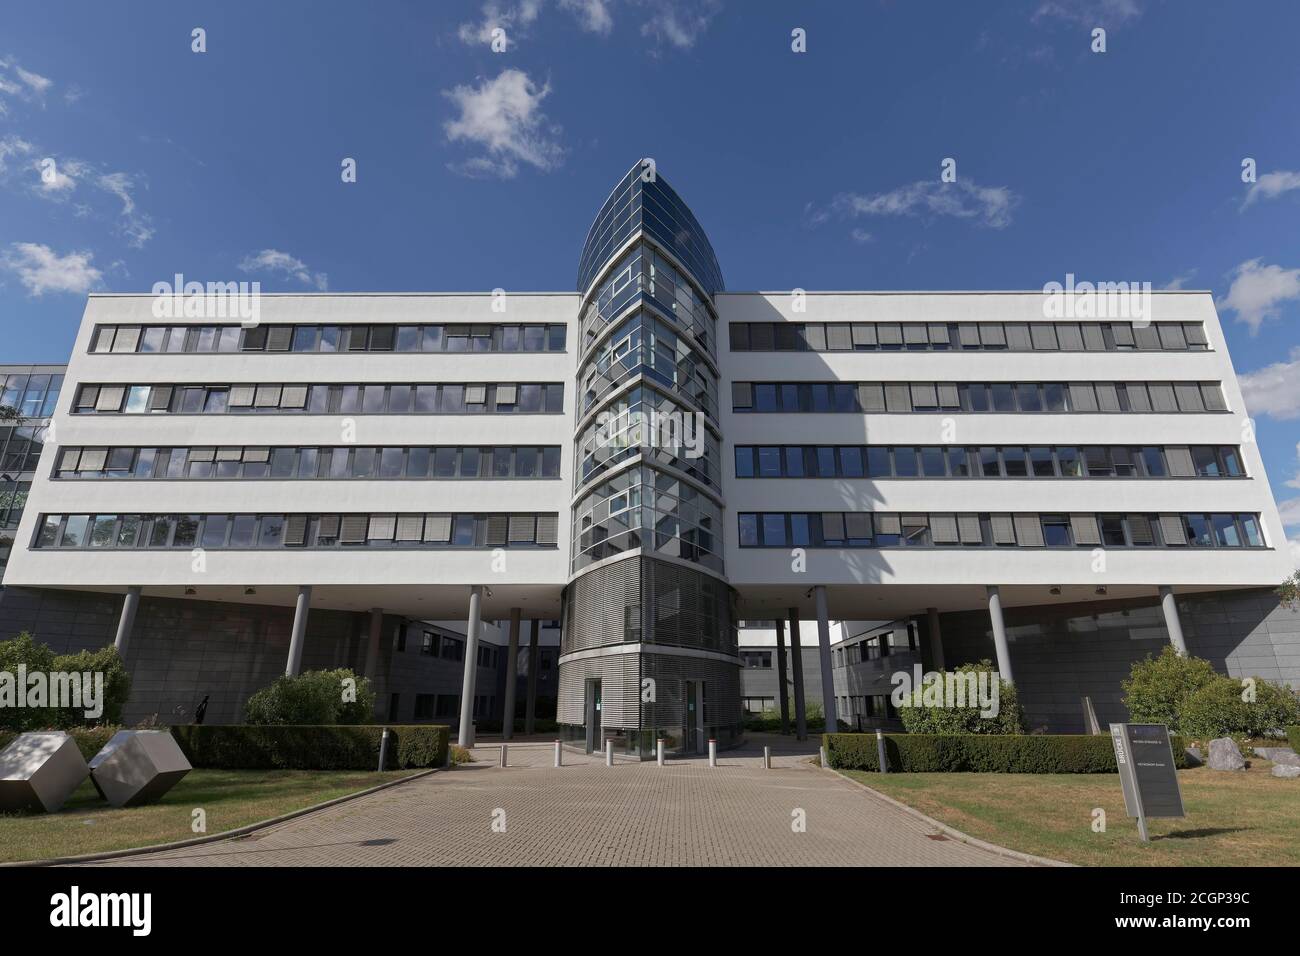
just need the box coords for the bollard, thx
[500,743,508,768]
[657,738,665,766]
[444,739,452,769]
[763,745,771,770]
[554,739,562,768]
[377,727,390,772]
[876,728,888,773]
[605,740,614,766]
[819,745,827,769]
[708,739,717,767]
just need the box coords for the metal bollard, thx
[500,743,508,768]
[708,739,717,767]
[605,740,614,766]
[378,727,390,772]
[876,728,888,773]
[554,739,562,768]
[657,738,665,766]
[763,745,771,770]
[819,745,827,769]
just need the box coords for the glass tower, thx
[559,161,741,757]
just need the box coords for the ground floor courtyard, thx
[74,735,1032,867]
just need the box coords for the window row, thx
[90,323,567,354]
[0,372,63,420]
[731,380,1227,414]
[54,445,564,481]
[837,632,918,666]
[0,425,50,475]
[73,382,565,415]
[729,320,1209,353]
[734,444,1245,480]
[35,512,560,550]
[737,511,1266,549]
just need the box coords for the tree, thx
[897,660,1024,734]
[1279,571,1300,611]
[1121,645,1218,729]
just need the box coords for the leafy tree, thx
[897,660,1024,735]
[1121,645,1218,729]
[1279,571,1300,611]
[1178,675,1300,740]
[244,668,375,725]
[0,632,131,730]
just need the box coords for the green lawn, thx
[844,760,1300,866]
[0,768,423,864]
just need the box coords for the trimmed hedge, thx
[0,725,121,762]
[170,724,449,771]
[1288,726,1300,752]
[823,732,1190,774]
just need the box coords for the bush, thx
[243,669,376,725]
[170,724,448,770]
[1178,676,1300,740]
[1121,646,1217,731]
[823,732,1191,773]
[1288,726,1300,751]
[0,725,122,762]
[897,660,1023,735]
[0,633,131,731]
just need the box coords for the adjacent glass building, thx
[559,163,742,756]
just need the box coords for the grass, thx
[843,759,1300,866]
[0,768,423,864]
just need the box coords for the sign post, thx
[1109,723,1184,842]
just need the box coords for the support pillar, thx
[502,607,521,740]
[363,607,383,680]
[524,619,540,735]
[787,607,807,740]
[285,585,312,677]
[813,586,838,734]
[1159,586,1188,655]
[986,586,1013,684]
[925,606,946,671]
[113,586,141,657]
[774,618,791,735]
[457,585,484,748]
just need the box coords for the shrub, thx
[0,725,122,761]
[243,668,376,725]
[897,660,1023,735]
[823,732,1191,773]
[1121,646,1218,730]
[1288,726,1300,751]
[449,745,473,765]
[170,724,448,770]
[0,633,131,731]
[1178,676,1300,740]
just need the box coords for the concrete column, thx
[524,619,540,734]
[1159,586,1188,655]
[925,606,946,671]
[502,608,521,740]
[457,585,484,748]
[285,585,312,677]
[363,607,383,680]
[986,586,1013,684]
[774,618,791,735]
[813,586,838,734]
[787,607,807,740]
[112,586,141,657]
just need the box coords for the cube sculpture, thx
[89,730,192,807]
[0,731,90,813]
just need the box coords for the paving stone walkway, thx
[80,735,1027,867]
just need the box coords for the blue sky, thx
[1,0,1298,559]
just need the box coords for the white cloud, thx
[97,171,154,248]
[1162,271,1195,290]
[1217,257,1300,333]
[457,1,543,47]
[1,242,103,296]
[1289,535,1300,570]
[1280,496,1300,528]
[1242,169,1300,210]
[1239,347,1300,420]
[0,56,53,112]
[1033,0,1142,26]
[0,135,33,174]
[639,0,721,50]
[850,228,873,244]
[238,249,328,291]
[560,0,614,34]
[29,156,90,199]
[1286,444,1300,490]
[443,69,564,178]
[825,179,1020,230]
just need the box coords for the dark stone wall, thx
[938,587,1300,733]
[0,586,503,727]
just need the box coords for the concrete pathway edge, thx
[4,768,438,869]
[827,767,1073,868]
